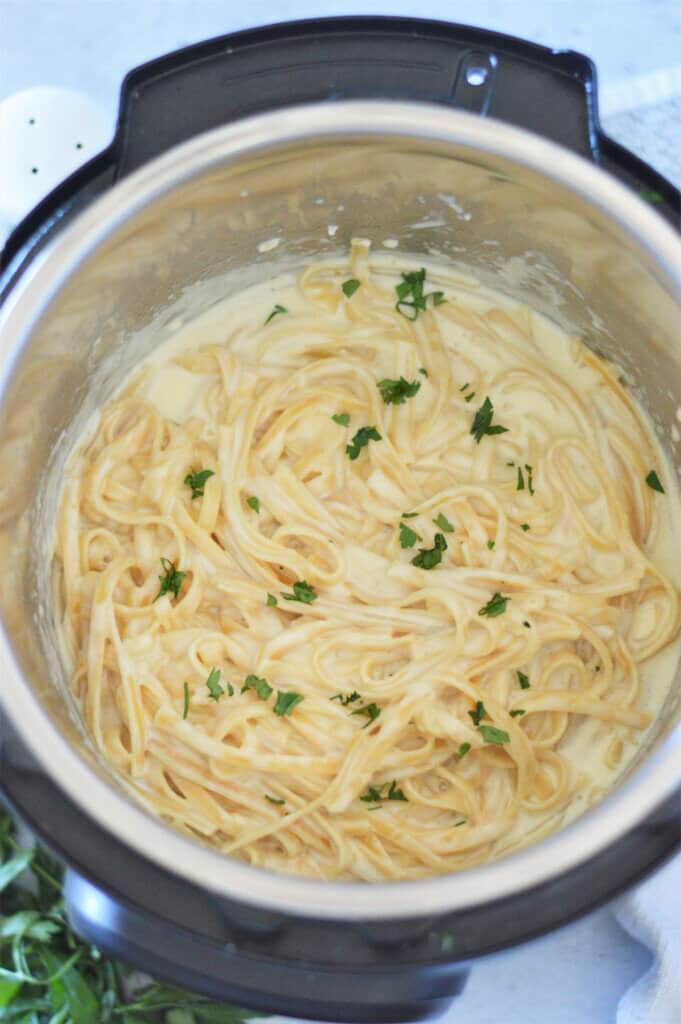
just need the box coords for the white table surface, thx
[1,2,679,1023]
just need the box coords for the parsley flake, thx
[154,557,185,602]
[399,522,422,549]
[411,532,447,570]
[468,700,488,727]
[265,795,285,805]
[646,470,665,494]
[206,668,224,702]
[479,592,509,617]
[464,391,476,403]
[281,579,318,604]
[360,780,407,804]
[332,412,350,426]
[402,511,419,519]
[479,724,510,745]
[342,278,361,298]
[510,709,526,718]
[331,690,362,706]
[517,671,530,689]
[487,540,495,550]
[520,523,531,532]
[346,425,382,460]
[351,702,381,728]
[247,495,260,513]
[394,268,445,319]
[274,690,304,716]
[419,367,428,377]
[266,593,278,606]
[242,674,273,699]
[184,467,214,499]
[640,188,664,205]
[432,512,455,532]
[377,376,421,405]
[470,396,509,444]
[264,304,288,325]
[182,681,190,719]
[458,742,471,757]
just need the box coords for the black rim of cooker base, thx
[1,16,680,1022]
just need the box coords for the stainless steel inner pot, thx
[0,101,679,920]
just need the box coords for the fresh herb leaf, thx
[646,470,665,494]
[399,522,421,548]
[351,702,381,728]
[281,579,318,604]
[332,412,350,426]
[510,709,526,717]
[265,795,285,805]
[265,303,287,325]
[411,532,447,570]
[154,557,185,601]
[360,785,384,804]
[331,691,362,706]
[394,269,445,319]
[479,592,509,617]
[274,691,304,716]
[520,523,530,532]
[458,742,471,757]
[342,278,361,298]
[360,780,407,804]
[182,681,190,719]
[246,495,260,513]
[266,593,278,606]
[206,668,224,702]
[468,700,488,727]
[478,724,511,745]
[432,512,455,532]
[346,425,382,460]
[184,467,214,499]
[377,376,421,405]
[388,780,408,801]
[242,674,273,700]
[517,671,530,689]
[470,396,509,444]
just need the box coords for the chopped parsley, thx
[639,188,664,205]
[478,592,509,617]
[346,425,382,460]
[246,495,260,513]
[331,690,362,706]
[265,795,285,805]
[517,671,530,689]
[411,532,447,570]
[182,681,190,719]
[332,412,350,426]
[274,690,304,716]
[242,674,273,700]
[184,467,214,499]
[523,620,531,629]
[360,780,407,804]
[517,464,535,495]
[281,579,318,604]
[464,391,476,403]
[402,511,419,519]
[516,467,525,491]
[399,522,422,549]
[432,512,455,532]
[470,396,509,444]
[351,702,381,728]
[377,376,421,405]
[487,540,495,550]
[154,557,185,601]
[206,668,224,702]
[394,268,446,320]
[264,303,288,325]
[468,700,488,727]
[646,470,665,494]
[419,367,428,377]
[266,593,278,606]
[478,724,510,745]
[510,709,526,718]
[459,382,470,392]
[342,278,361,298]
[520,523,531,532]
[458,742,471,757]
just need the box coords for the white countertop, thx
[1,3,679,1023]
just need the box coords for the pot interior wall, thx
[0,132,679,824]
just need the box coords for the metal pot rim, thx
[0,100,679,920]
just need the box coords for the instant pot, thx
[0,18,680,1023]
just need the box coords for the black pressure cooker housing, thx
[1,18,680,1023]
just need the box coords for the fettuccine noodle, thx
[54,240,681,881]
